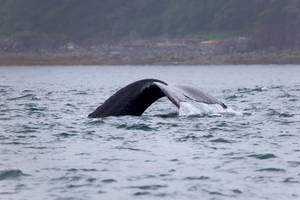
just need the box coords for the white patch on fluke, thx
[155,82,241,116]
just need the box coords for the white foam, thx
[178,102,242,116]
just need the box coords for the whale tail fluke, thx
[88,79,167,118]
[88,79,227,118]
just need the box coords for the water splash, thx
[178,102,242,116]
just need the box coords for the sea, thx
[0,65,300,200]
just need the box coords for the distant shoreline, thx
[1,38,300,65]
[1,50,300,66]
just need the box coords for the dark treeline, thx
[0,0,299,48]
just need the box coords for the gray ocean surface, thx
[0,65,300,200]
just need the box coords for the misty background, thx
[1,0,300,48]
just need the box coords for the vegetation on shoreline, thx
[0,0,300,49]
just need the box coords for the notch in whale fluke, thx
[88,79,227,118]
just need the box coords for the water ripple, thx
[256,168,286,172]
[248,153,277,160]
[0,170,28,181]
[116,123,155,131]
[1,65,300,200]
[128,184,168,191]
[8,94,40,101]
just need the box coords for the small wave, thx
[0,117,10,121]
[22,89,34,93]
[129,184,168,191]
[0,169,27,181]
[157,122,179,128]
[67,184,91,188]
[270,85,284,89]
[27,146,48,149]
[176,134,200,142]
[232,189,243,194]
[76,91,89,95]
[248,154,277,160]
[2,141,30,145]
[266,109,294,118]
[115,146,148,152]
[86,119,105,125]
[154,112,178,118]
[202,189,226,196]
[101,179,117,183]
[117,123,155,131]
[52,175,82,182]
[288,98,298,102]
[8,94,39,101]
[27,106,47,112]
[50,168,97,173]
[256,168,286,172]
[55,132,78,137]
[237,87,268,94]
[282,178,299,183]
[25,103,47,114]
[15,125,39,134]
[65,89,90,95]
[183,176,210,181]
[0,89,8,95]
[225,94,240,100]
[133,191,151,196]
[210,138,233,143]
[87,178,97,183]
[277,92,296,98]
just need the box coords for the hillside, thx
[0,0,300,48]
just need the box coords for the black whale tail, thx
[88,79,167,118]
[88,79,227,118]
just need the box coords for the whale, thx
[88,79,227,118]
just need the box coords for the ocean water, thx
[0,65,300,200]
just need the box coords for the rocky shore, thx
[1,36,300,65]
